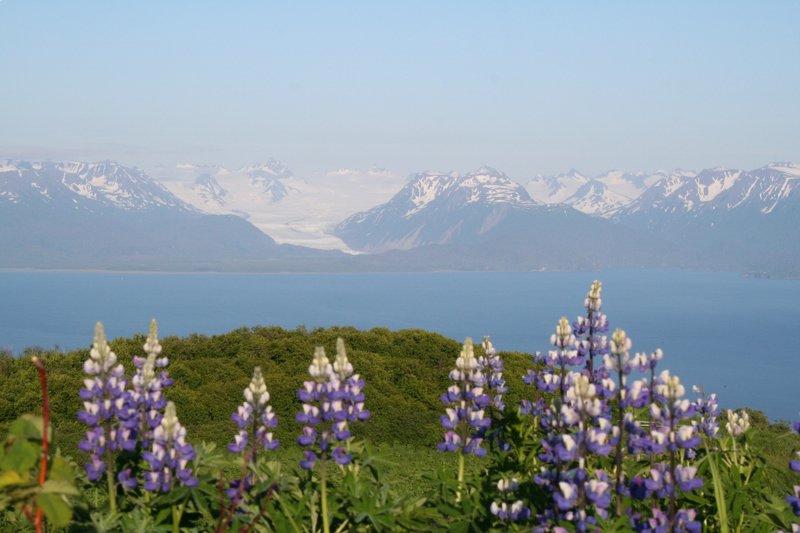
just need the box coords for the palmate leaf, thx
[35,492,72,528]
[9,414,47,441]
[48,450,75,483]
[0,439,38,473]
[41,479,79,496]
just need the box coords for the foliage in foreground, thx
[0,282,798,531]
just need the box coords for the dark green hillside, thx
[0,326,533,457]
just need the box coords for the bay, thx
[1,269,798,421]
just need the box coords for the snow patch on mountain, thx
[0,159,193,211]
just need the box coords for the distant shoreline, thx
[0,266,796,280]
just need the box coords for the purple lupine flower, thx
[296,339,367,470]
[524,317,615,529]
[632,507,701,533]
[438,338,490,457]
[78,322,137,481]
[478,337,507,411]
[788,419,800,517]
[490,478,531,522]
[787,485,800,517]
[573,280,610,383]
[627,367,703,529]
[130,319,171,449]
[143,401,197,492]
[334,338,371,424]
[117,468,137,491]
[228,366,278,456]
[692,386,719,438]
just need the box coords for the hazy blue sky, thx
[1,1,798,177]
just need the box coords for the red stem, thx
[32,356,50,533]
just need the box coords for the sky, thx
[1,1,799,178]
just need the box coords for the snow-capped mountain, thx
[0,159,341,269]
[609,163,800,276]
[525,169,589,205]
[168,159,295,210]
[335,165,668,269]
[564,179,635,215]
[616,164,800,218]
[0,159,194,212]
[526,169,663,215]
[336,166,580,252]
[162,161,404,250]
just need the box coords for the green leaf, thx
[0,439,38,473]
[49,451,75,483]
[706,448,730,533]
[9,415,44,441]
[0,470,25,487]
[35,492,73,528]
[41,479,79,496]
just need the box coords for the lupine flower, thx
[519,284,713,529]
[791,420,800,473]
[787,485,800,517]
[692,386,720,438]
[725,409,750,437]
[787,419,800,518]
[78,322,137,481]
[143,401,197,492]
[334,338,371,425]
[524,317,615,529]
[478,336,507,411]
[130,319,171,448]
[297,339,368,470]
[627,366,703,529]
[573,280,610,382]
[438,338,490,457]
[490,477,531,522]
[229,366,278,455]
[632,507,701,533]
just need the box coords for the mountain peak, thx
[0,159,192,212]
[241,159,293,180]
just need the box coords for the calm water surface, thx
[1,270,798,421]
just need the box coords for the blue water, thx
[0,270,798,421]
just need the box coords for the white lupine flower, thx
[455,337,478,372]
[497,477,520,492]
[559,481,576,500]
[245,367,270,406]
[309,346,332,382]
[143,319,162,357]
[610,329,631,357]
[585,280,602,311]
[631,352,649,370]
[725,409,750,437]
[561,404,579,425]
[333,337,354,380]
[650,348,663,365]
[656,370,685,400]
[89,322,119,373]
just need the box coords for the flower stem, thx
[320,463,330,533]
[106,464,117,514]
[456,452,465,503]
[172,502,185,533]
[705,440,730,533]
